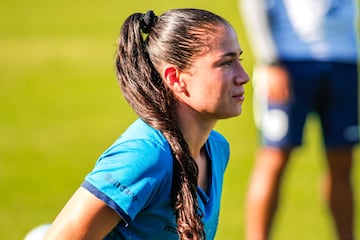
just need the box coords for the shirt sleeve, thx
[239,0,279,64]
[82,138,173,226]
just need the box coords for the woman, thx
[44,8,249,240]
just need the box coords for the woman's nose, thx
[235,64,250,85]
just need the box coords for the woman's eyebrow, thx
[221,50,243,58]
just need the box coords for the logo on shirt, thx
[104,173,138,202]
[164,224,177,234]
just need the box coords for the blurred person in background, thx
[239,0,359,239]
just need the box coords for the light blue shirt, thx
[240,0,358,63]
[82,118,230,239]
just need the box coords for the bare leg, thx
[245,147,291,240]
[324,147,354,240]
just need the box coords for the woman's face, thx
[180,24,249,120]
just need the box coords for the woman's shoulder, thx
[99,118,173,168]
[206,130,230,166]
[120,118,168,146]
[208,130,229,145]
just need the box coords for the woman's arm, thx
[44,187,122,240]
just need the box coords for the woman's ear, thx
[162,65,186,94]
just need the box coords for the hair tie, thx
[140,10,157,34]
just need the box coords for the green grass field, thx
[1,0,359,239]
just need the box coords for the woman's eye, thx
[222,58,243,66]
[221,59,234,66]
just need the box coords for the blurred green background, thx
[0,0,359,239]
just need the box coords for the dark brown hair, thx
[115,8,230,239]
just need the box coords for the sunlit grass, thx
[1,1,359,239]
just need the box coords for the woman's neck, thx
[176,103,216,159]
